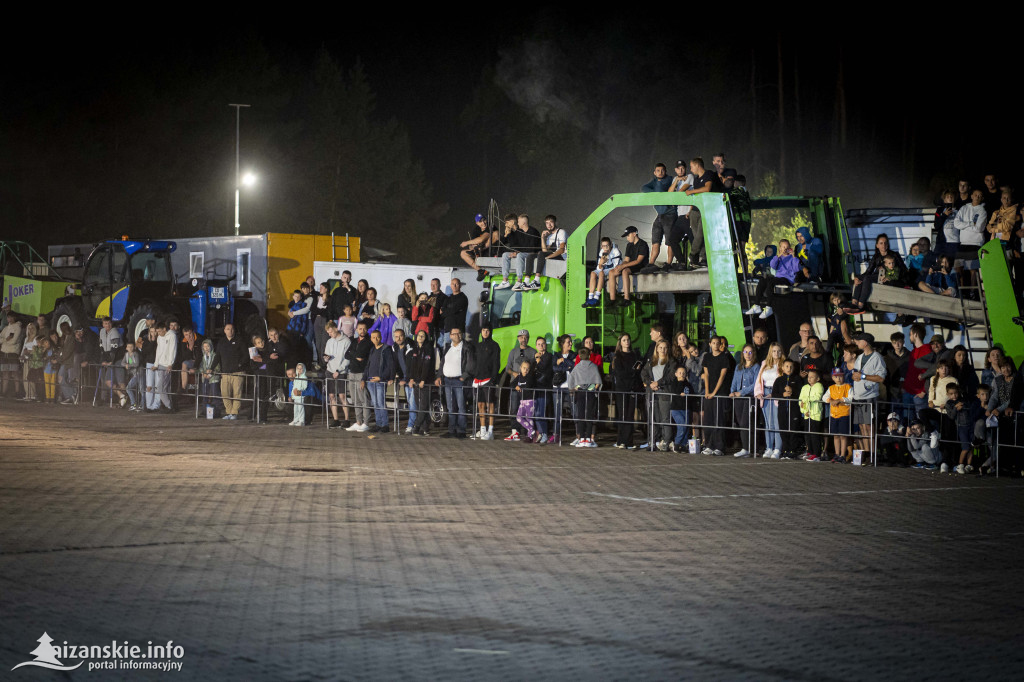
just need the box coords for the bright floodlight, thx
[241,172,257,187]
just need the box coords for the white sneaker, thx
[940,463,950,473]
[743,305,762,315]
[405,426,414,435]
[483,430,493,441]
[570,438,581,447]
[657,440,668,451]
[770,450,781,459]
[586,439,598,448]
[734,449,750,458]
[346,422,361,431]
[954,464,965,474]
[575,438,588,448]
[701,447,714,455]
[504,431,520,442]
[761,450,773,458]
[356,423,370,432]
[494,280,512,290]
[759,307,774,319]
[511,281,525,292]
[713,450,724,457]
[965,464,974,473]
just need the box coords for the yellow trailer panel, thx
[265,233,360,329]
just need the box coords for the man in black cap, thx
[607,226,649,307]
[850,331,887,461]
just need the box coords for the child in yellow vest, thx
[824,367,852,462]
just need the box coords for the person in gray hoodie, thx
[906,419,941,469]
[568,348,603,447]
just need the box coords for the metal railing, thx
[9,365,1018,476]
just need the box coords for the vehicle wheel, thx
[126,303,169,343]
[236,310,267,345]
[430,390,446,425]
[52,299,88,337]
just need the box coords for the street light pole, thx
[229,103,251,236]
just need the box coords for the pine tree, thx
[29,632,62,665]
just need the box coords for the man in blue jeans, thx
[436,328,475,438]
[391,328,416,434]
[365,330,394,433]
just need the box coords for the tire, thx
[52,299,88,338]
[126,303,169,344]
[429,389,446,425]
[236,310,267,345]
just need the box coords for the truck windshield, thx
[487,287,522,329]
[130,252,172,282]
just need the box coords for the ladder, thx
[329,232,352,262]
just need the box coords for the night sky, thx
[3,13,1020,262]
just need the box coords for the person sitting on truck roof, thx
[793,227,824,286]
[460,213,498,282]
[641,162,678,273]
[494,214,543,292]
[917,255,959,298]
[843,234,905,315]
[607,226,649,307]
[582,237,622,308]
[751,244,777,280]
[743,238,799,320]
[540,214,567,263]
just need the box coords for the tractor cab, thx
[52,239,185,340]
[79,240,175,323]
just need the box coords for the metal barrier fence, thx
[22,365,1018,475]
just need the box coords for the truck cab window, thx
[486,287,522,328]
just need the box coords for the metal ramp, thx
[867,286,987,325]
[475,256,567,279]
[632,270,711,294]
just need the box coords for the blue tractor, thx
[51,239,265,343]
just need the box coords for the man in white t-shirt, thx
[540,215,567,261]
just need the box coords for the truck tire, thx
[126,303,169,343]
[236,311,267,344]
[52,299,88,337]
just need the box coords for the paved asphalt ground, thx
[1,400,1023,681]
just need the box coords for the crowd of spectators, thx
[1,167,1020,476]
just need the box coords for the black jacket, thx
[328,284,356,319]
[407,343,436,384]
[391,340,413,380]
[216,335,248,373]
[473,337,502,383]
[346,336,373,374]
[609,350,641,392]
[440,291,469,333]
[533,352,554,390]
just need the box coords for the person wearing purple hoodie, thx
[744,239,799,320]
